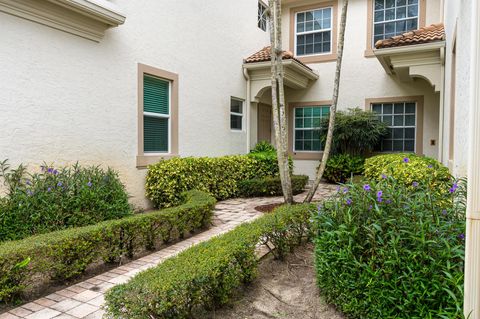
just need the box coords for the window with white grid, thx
[295,7,332,56]
[372,102,416,152]
[373,0,419,46]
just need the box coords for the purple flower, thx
[336,186,341,192]
[57,182,63,187]
[381,174,387,179]
[449,183,459,193]
[458,233,465,240]
[368,205,373,210]
[403,157,410,163]
[412,181,419,187]
[428,165,433,168]
[345,198,352,205]
[377,191,383,197]
[47,168,54,173]
[386,199,392,204]
[27,189,33,196]
[53,169,59,175]
[377,197,383,203]
[25,179,31,186]
[363,184,371,191]
[343,187,349,194]
[442,209,447,216]
[40,165,46,172]
[47,187,52,192]
[87,181,92,187]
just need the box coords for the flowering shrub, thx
[0,160,132,242]
[314,176,465,318]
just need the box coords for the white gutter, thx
[243,67,251,152]
[373,41,446,56]
[464,0,480,317]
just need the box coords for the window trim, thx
[365,96,424,155]
[365,0,426,57]
[293,105,329,153]
[230,97,245,132]
[258,1,268,31]
[294,6,333,58]
[137,63,179,168]
[288,101,332,160]
[289,1,338,64]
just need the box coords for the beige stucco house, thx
[0,0,472,209]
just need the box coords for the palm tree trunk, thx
[269,0,293,204]
[304,0,349,203]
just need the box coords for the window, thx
[372,102,416,152]
[230,98,244,130]
[373,0,419,46]
[143,75,170,153]
[294,106,330,151]
[295,7,332,56]
[258,1,267,31]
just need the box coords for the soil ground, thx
[196,244,344,319]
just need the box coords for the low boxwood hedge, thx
[0,190,216,302]
[104,203,316,318]
[237,175,308,197]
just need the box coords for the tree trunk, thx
[304,0,349,203]
[268,0,293,204]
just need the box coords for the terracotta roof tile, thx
[375,23,445,49]
[244,46,312,70]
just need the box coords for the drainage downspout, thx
[243,67,251,152]
[438,46,445,163]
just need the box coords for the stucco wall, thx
[442,0,471,177]
[0,0,269,208]
[281,0,441,179]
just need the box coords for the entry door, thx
[257,103,272,143]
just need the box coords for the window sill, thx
[136,154,178,169]
[290,151,323,160]
[295,53,337,64]
[0,0,126,42]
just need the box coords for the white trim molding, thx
[0,0,126,42]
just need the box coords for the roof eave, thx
[243,59,319,80]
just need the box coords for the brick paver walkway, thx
[0,185,335,319]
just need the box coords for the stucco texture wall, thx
[442,0,471,177]
[0,0,269,208]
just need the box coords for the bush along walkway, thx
[0,185,335,319]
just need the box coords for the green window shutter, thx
[144,116,169,152]
[144,75,169,114]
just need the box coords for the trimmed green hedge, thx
[237,175,308,197]
[0,191,216,302]
[105,203,316,318]
[146,155,282,208]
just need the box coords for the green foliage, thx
[105,203,317,318]
[365,153,452,200]
[0,160,132,242]
[320,108,388,156]
[0,190,215,303]
[324,154,365,184]
[314,177,465,318]
[237,175,308,197]
[248,142,294,177]
[250,141,277,153]
[146,153,284,208]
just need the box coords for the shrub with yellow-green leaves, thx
[146,155,282,208]
[365,153,451,188]
[0,190,215,303]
